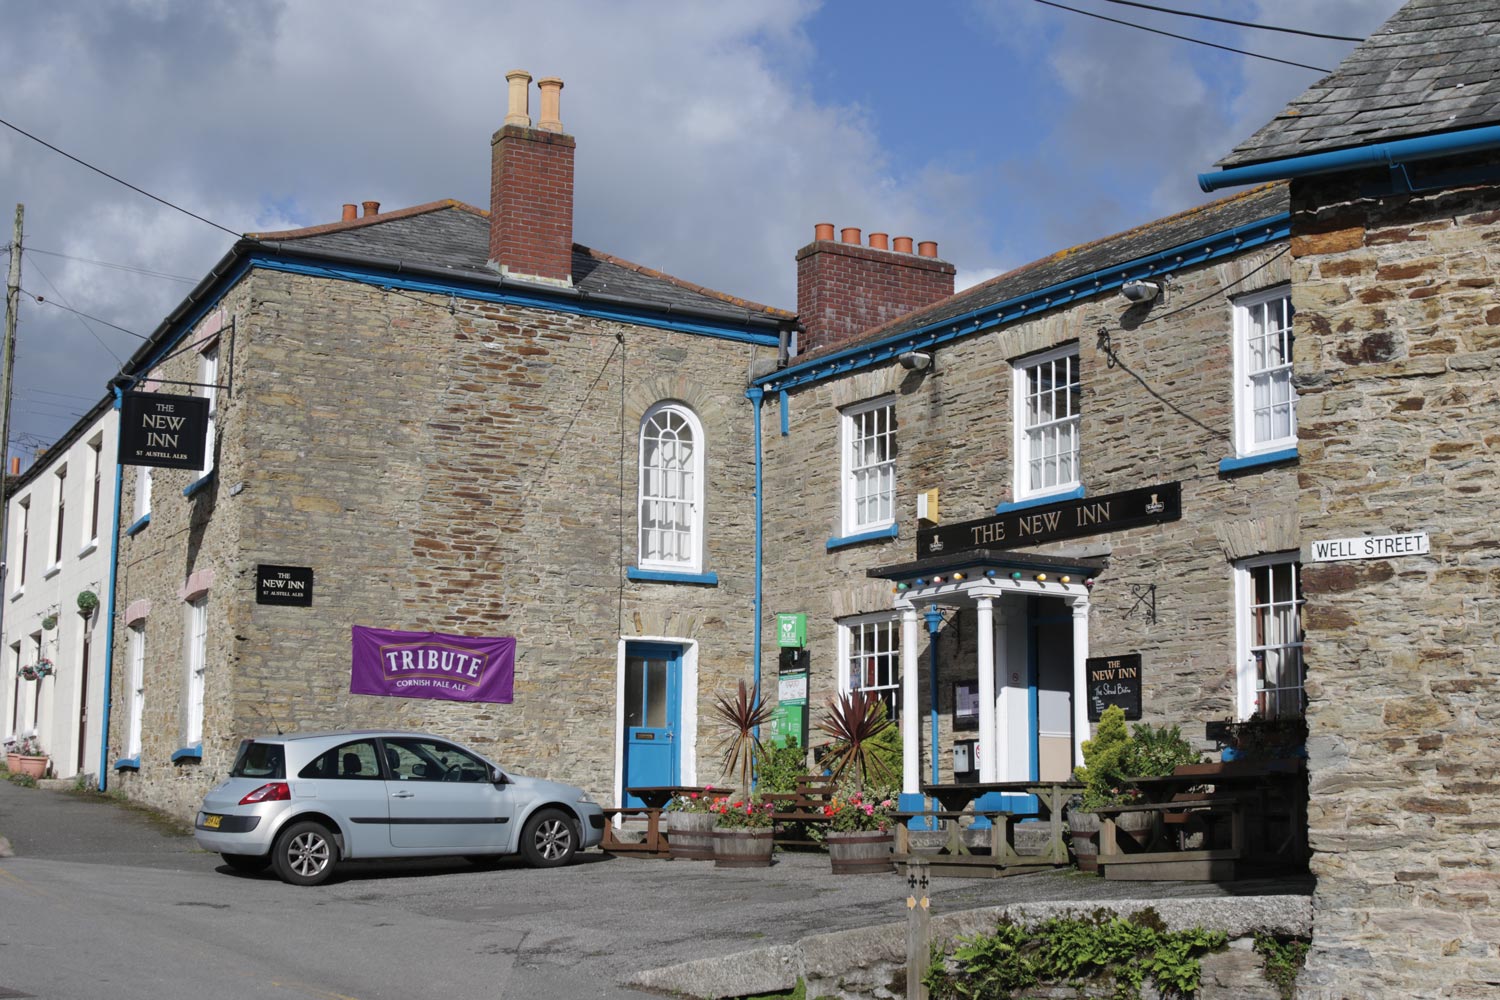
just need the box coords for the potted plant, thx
[41,614,58,632]
[710,680,772,793]
[10,735,48,779]
[817,690,898,792]
[1068,706,1201,872]
[77,589,100,616]
[822,789,898,874]
[709,795,776,867]
[1209,714,1308,763]
[665,785,725,861]
[32,658,54,680]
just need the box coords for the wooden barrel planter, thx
[827,830,894,874]
[1067,810,1101,873]
[667,812,717,860]
[712,828,775,868]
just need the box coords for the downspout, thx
[747,387,765,741]
[96,387,126,790]
[1198,123,1500,192]
[924,606,942,790]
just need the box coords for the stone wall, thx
[1288,167,1500,999]
[760,241,1298,775]
[110,267,763,819]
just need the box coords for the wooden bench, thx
[766,775,836,846]
[1095,795,1244,881]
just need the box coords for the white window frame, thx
[840,396,897,535]
[1012,343,1081,502]
[1232,286,1297,456]
[49,464,67,569]
[637,401,705,573]
[1234,552,1305,721]
[126,624,146,758]
[199,345,220,478]
[134,464,152,523]
[12,498,29,593]
[84,434,103,548]
[184,597,208,745]
[837,612,902,720]
[7,642,20,738]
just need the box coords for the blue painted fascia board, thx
[753,212,1290,395]
[1199,124,1500,193]
[1218,447,1298,474]
[827,524,900,551]
[247,256,781,347]
[996,486,1085,514]
[626,567,720,586]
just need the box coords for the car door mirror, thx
[490,767,509,785]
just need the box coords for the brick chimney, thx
[489,70,575,285]
[796,225,956,354]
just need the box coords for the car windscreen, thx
[230,740,286,779]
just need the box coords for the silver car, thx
[194,730,604,885]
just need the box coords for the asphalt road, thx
[0,778,1311,1000]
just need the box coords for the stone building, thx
[104,72,791,819]
[1200,1,1500,995]
[2,399,117,780]
[753,182,1301,808]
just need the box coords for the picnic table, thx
[600,785,728,859]
[766,774,837,846]
[1096,758,1307,881]
[893,780,1081,878]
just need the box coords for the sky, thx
[0,0,1405,457]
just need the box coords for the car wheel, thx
[520,808,577,868]
[272,820,338,886]
[221,852,272,874]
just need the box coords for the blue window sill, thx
[626,567,720,586]
[827,524,899,551]
[183,473,215,498]
[113,756,141,772]
[126,513,151,536]
[170,744,203,764]
[995,486,1085,514]
[1219,448,1298,474]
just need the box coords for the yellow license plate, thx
[202,814,223,829]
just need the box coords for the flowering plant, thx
[12,735,44,757]
[666,785,725,813]
[709,795,775,829]
[823,791,896,833]
[33,658,54,679]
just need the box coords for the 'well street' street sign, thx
[1309,531,1429,563]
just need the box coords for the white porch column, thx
[900,605,921,795]
[1071,597,1091,766]
[974,596,997,782]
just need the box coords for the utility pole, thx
[0,203,22,593]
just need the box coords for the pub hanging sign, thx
[917,482,1182,559]
[118,391,210,470]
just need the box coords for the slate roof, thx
[247,200,792,326]
[1219,0,1500,168]
[798,183,1288,362]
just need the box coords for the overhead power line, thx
[0,113,246,239]
[1033,0,1333,74]
[25,247,196,283]
[20,288,147,342]
[1102,0,1362,42]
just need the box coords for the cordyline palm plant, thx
[817,689,896,792]
[710,680,773,792]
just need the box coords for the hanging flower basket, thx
[77,590,100,615]
[41,614,58,632]
[30,659,54,680]
[20,665,39,682]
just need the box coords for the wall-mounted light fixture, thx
[898,350,932,371]
[1120,280,1161,304]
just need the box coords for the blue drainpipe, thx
[746,387,765,736]
[96,387,127,790]
[1198,123,1500,192]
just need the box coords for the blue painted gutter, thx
[746,387,765,724]
[97,387,127,790]
[1199,124,1500,192]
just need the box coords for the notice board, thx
[1086,653,1142,722]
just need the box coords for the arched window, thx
[638,402,704,573]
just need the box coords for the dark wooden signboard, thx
[256,564,314,607]
[118,391,210,470]
[917,482,1182,559]
[1086,653,1142,722]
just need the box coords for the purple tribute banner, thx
[351,626,515,704]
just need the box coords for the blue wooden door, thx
[623,643,682,807]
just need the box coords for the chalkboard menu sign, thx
[1086,653,1142,722]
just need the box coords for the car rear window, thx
[230,740,286,779]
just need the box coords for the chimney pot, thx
[505,69,533,128]
[537,77,565,133]
[840,227,862,245]
[796,228,956,354]
[9,457,18,475]
[869,232,889,250]
[362,201,380,217]
[341,203,358,222]
[893,236,914,254]
[918,240,938,258]
[814,222,835,242]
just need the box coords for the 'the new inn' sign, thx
[917,483,1182,559]
[118,391,210,470]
